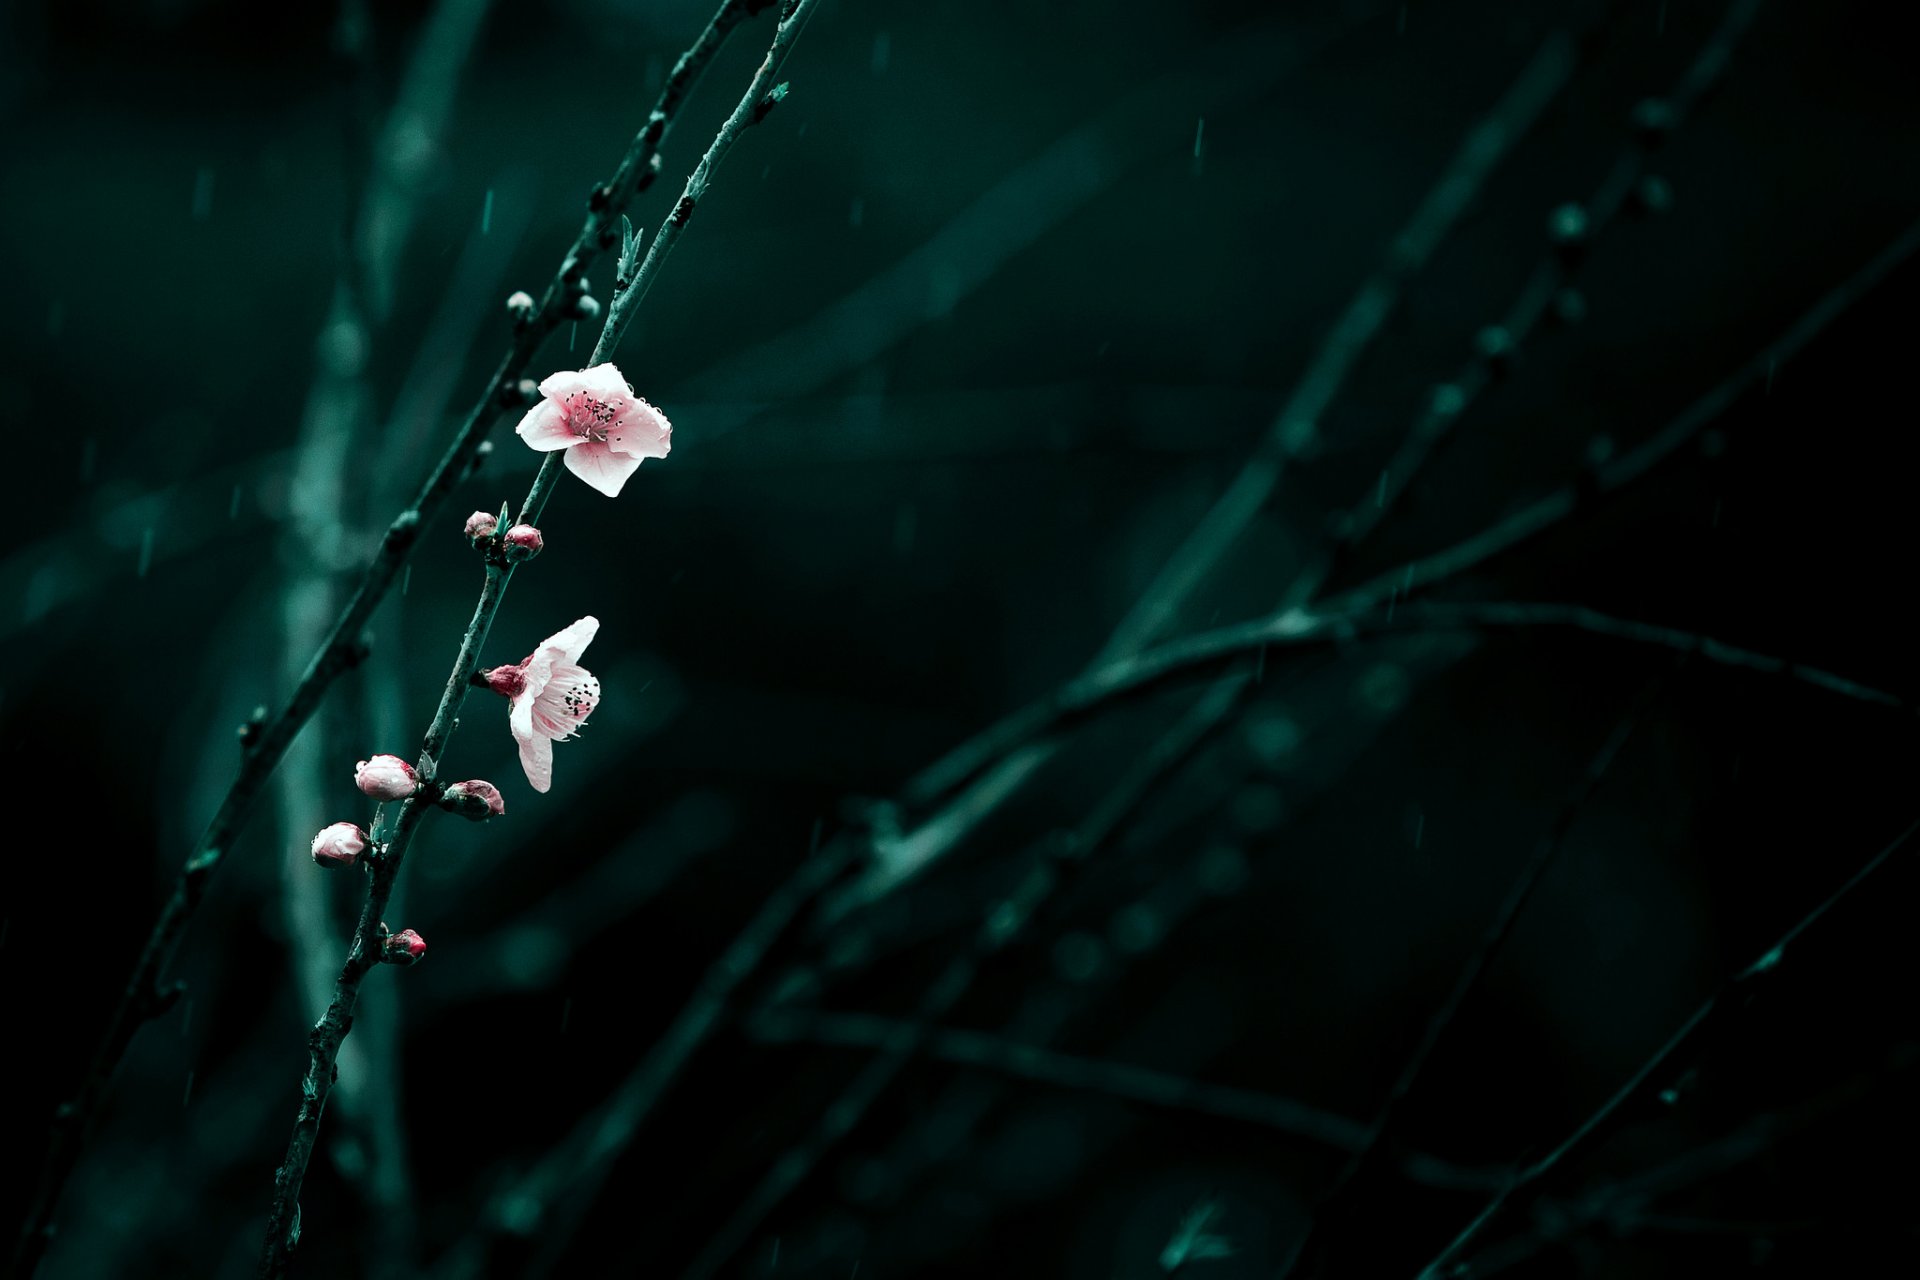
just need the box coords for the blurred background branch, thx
[5,0,1919,1276]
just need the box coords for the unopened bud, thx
[311,822,369,869]
[570,294,602,321]
[503,523,544,561]
[383,928,427,965]
[480,662,529,699]
[355,754,420,800]
[441,779,506,821]
[463,510,497,543]
[506,290,536,322]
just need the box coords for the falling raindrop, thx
[482,187,494,235]
[848,196,864,228]
[1192,117,1205,177]
[229,485,242,519]
[192,167,215,221]
[870,32,891,75]
[137,527,155,578]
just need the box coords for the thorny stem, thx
[1414,816,1920,1279]
[7,4,766,1276]
[258,3,817,1274]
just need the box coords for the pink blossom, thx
[384,928,427,964]
[463,510,497,541]
[513,363,670,497]
[441,778,506,821]
[355,754,420,800]
[480,616,601,793]
[503,523,544,560]
[310,822,369,869]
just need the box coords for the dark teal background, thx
[3,0,1917,1276]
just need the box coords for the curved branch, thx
[8,6,766,1276]
[256,3,823,1272]
[1415,816,1920,1279]
[748,1008,1505,1192]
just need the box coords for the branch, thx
[1316,211,1920,622]
[862,596,1905,865]
[1454,1040,1920,1275]
[10,6,766,1274]
[441,823,860,1280]
[1278,676,1667,1277]
[1097,28,1582,662]
[747,1009,1505,1193]
[1278,0,1766,614]
[256,3,820,1273]
[1414,816,1920,1279]
[680,685,1243,1280]
[826,20,1590,924]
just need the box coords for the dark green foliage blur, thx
[3,0,1918,1276]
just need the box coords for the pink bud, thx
[480,662,529,699]
[464,510,497,542]
[310,822,369,869]
[354,754,420,800]
[384,928,427,965]
[503,523,544,560]
[441,779,506,821]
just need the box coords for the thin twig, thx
[9,8,765,1275]
[1414,816,1920,1279]
[277,7,495,1273]
[873,25,1586,899]
[681,681,1245,1279]
[264,40,1583,1261]
[256,4,819,1273]
[1277,675,1666,1277]
[747,1009,1505,1193]
[960,597,1907,778]
[899,0,1783,834]
[863,202,1920,799]
[1316,211,1920,621]
[1279,0,1764,614]
[494,825,857,1280]
[1096,28,1582,663]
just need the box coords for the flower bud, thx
[355,754,420,800]
[480,661,529,699]
[311,822,369,869]
[503,523,544,561]
[506,290,536,322]
[383,928,427,965]
[570,294,602,321]
[441,779,506,821]
[463,510,497,543]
